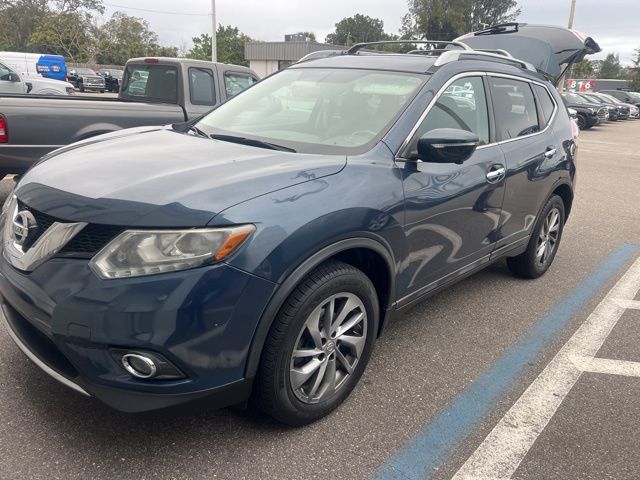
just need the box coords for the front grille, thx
[597,108,607,119]
[60,224,124,257]
[16,201,123,258]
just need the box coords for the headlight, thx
[588,108,595,114]
[66,87,75,95]
[89,225,255,279]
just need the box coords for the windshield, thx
[76,68,96,75]
[627,92,640,101]
[564,93,589,104]
[599,94,621,104]
[111,70,124,79]
[196,68,425,155]
[578,94,605,104]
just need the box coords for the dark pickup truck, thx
[0,57,258,179]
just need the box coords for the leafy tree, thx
[0,1,57,51]
[187,33,212,61]
[630,48,640,91]
[325,14,389,46]
[29,11,97,62]
[598,52,622,79]
[96,12,171,65]
[187,25,251,66]
[402,0,521,41]
[571,59,595,79]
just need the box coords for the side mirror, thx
[4,72,20,82]
[416,128,479,164]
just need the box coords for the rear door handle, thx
[544,147,557,159]
[486,165,506,183]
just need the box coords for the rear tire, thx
[79,83,85,92]
[256,260,378,426]
[576,114,587,130]
[507,195,565,279]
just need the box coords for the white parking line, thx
[452,256,640,480]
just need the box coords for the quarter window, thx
[490,77,539,140]
[224,72,257,98]
[189,67,216,106]
[533,84,556,127]
[404,76,489,157]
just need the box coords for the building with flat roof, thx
[244,40,341,78]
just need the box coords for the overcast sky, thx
[102,0,638,64]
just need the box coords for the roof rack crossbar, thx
[347,40,471,54]
[434,49,536,72]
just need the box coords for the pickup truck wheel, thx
[100,89,105,93]
[256,260,378,426]
[507,195,565,279]
[79,83,84,92]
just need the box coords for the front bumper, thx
[0,256,277,412]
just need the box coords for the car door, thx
[488,75,561,251]
[0,63,25,94]
[397,75,507,300]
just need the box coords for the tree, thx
[402,0,521,41]
[96,12,173,65]
[571,59,595,79]
[598,52,622,79]
[325,14,389,46]
[187,25,251,66]
[630,48,640,91]
[29,10,97,62]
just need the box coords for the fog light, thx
[122,353,157,379]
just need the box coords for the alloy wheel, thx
[289,293,367,404]
[535,207,561,268]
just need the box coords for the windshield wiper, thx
[209,134,296,153]
[184,125,210,138]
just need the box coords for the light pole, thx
[211,0,217,62]
[568,0,577,29]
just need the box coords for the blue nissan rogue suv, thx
[0,25,598,425]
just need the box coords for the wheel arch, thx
[551,181,574,219]
[244,237,396,380]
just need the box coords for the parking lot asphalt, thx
[0,120,639,480]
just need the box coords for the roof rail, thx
[347,40,471,54]
[434,49,536,72]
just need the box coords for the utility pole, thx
[211,0,217,62]
[568,0,577,29]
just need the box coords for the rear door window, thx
[224,72,257,98]
[121,65,178,103]
[189,67,216,106]
[490,77,540,140]
[533,84,556,127]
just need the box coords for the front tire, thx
[507,195,565,279]
[256,260,379,426]
[576,114,587,130]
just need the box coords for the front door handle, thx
[486,165,506,183]
[544,147,557,159]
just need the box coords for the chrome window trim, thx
[396,70,559,158]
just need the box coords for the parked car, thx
[595,92,638,119]
[0,58,258,179]
[0,60,74,96]
[0,24,593,425]
[67,67,106,92]
[98,69,124,92]
[561,92,608,129]
[600,90,640,109]
[578,92,630,120]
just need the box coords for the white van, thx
[0,52,67,81]
[0,53,74,95]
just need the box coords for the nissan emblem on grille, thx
[12,211,38,248]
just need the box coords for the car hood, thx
[16,127,346,227]
[81,74,103,80]
[27,75,74,90]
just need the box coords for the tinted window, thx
[533,84,556,126]
[121,65,177,103]
[0,63,11,79]
[224,72,257,98]
[189,67,216,106]
[405,76,489,156]
[490,77,539,140]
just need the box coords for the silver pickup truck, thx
[0,57,259,179]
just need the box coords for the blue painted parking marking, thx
[374,243,637,480]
